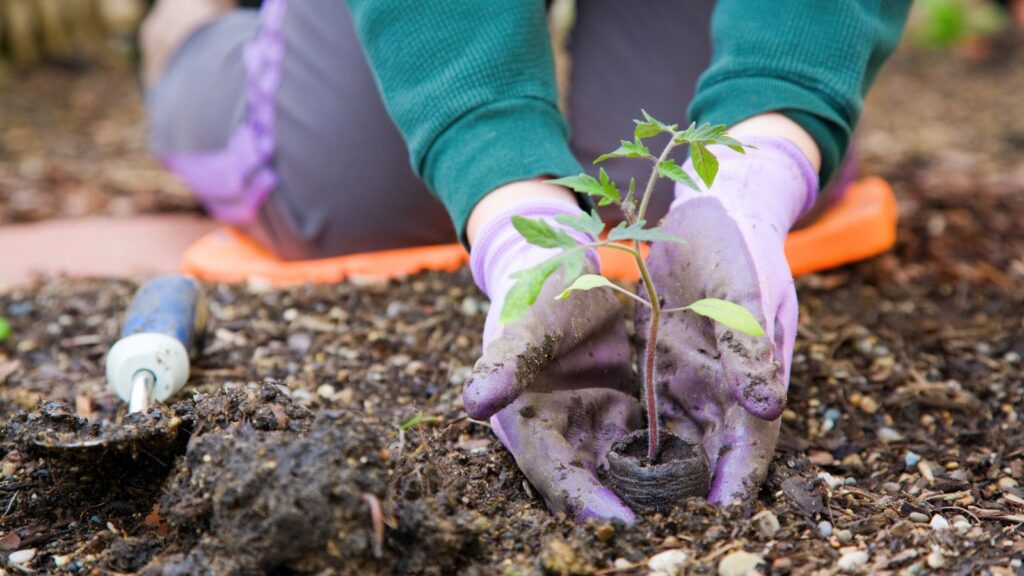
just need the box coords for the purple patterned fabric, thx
[161,0,287,225]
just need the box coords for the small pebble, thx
[824,408,841,422]
[877,427,904,443]
[459,297,481,317]
[904,451,921,468]
[1,462,17,477]
[594,523,614,542]
[316,384,336,400]
[998,477,1019,490]
[613,558,632,570]
[837,550,869,573]
[881,482,901,494]
[808,450,834,466]
[817,472,843,489]
[926,547,945,569]
[283,308,299,322]
[929,514,949,531]
[754,510,780,538]
[8,549,35,565]
[859,396,879,414]
[909,512,929,523]
[818,520,833,538]
[718,551,764,576]
[52,554,71,568]
[836,529,853,544]
[950,515,971,534]
[648,549,688,576]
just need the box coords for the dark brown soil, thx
[0,41,1023,575]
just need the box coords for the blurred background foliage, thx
[909,0,1010,49]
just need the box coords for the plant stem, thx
[634,137,679,461]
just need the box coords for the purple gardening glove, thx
[464,199,640,522]
[638,136,817,505]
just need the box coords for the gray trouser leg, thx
[567,0,715,223]
[262,0,455,258]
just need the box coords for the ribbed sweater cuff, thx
[421,98,585,245]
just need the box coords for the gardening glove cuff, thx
[673,135,819,237]
[470,198,599,346]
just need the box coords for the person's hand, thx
[463,196,640,522]
[637,135,818,505]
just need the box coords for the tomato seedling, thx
[501,111,765,461]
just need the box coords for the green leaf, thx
[555,210,605,237]
[546,170,620,206]
[690,142,720,188]
[684,298,765,337]
[657,159,700,192]
[595,168,621,206]
[500,256,564,325]
[607,221,686,244]
[555,274,617,300]
[633,109,678,140]
[0,315,9,343]
[594,139,652,164]
[512,216,578,249]
[676,123,748,153]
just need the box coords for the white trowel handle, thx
[105,276,207,411]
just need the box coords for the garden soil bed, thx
[0,43,1023,574]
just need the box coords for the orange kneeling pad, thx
[181,177,897,286]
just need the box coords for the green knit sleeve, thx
[688,0,913,184]
[346,1,583,242]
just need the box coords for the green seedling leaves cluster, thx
[501,110,769,460]
[500,110,763,340]
[0,315,9,343]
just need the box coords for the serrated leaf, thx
[657,159,700,192]
[634,121,662,140]
[512,216,578,249]
[676,123,748,153]
[607,221,686,244]
[690,142,720,188]
[595,168,621,206]
[555,210,605,238]
[685,298,765,337]
[555,274,616,300]
[500,257,563,325]
[546,171,619,206]
[594,139,651,164]
[641,110,678,133]
[633,109,678,140]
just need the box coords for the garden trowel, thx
[30,275,206,458]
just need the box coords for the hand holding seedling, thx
[465,112,816,518]
[638,134,817,505]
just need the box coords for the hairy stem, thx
[636,251,661,460]
[635,137,679,461]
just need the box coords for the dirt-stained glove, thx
[464,199,640,522]
[638,136,817,505]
